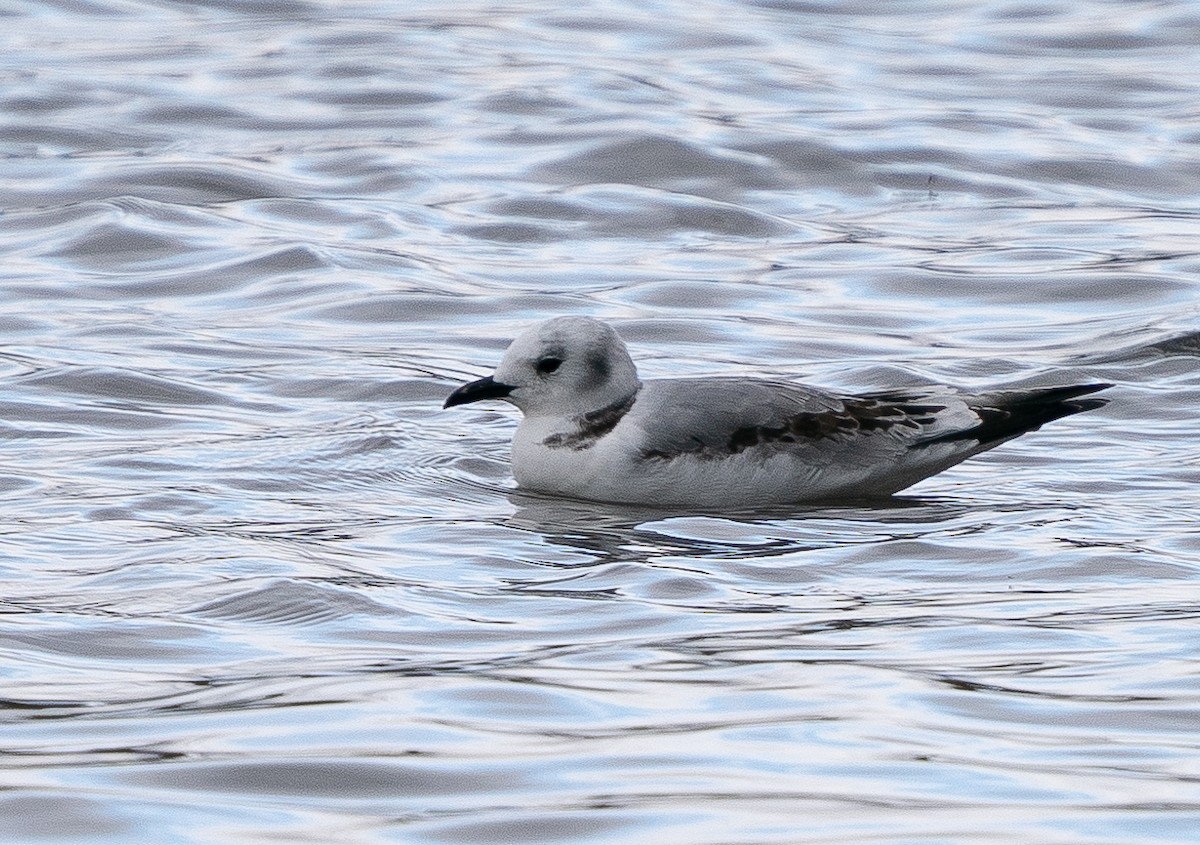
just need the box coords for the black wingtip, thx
[918,382,1112,447]
[1062,396,1109,414]
[1027,382,1114,402]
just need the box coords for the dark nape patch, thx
[543,392,637,450]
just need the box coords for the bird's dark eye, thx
[536,356,562,375]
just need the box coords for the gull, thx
[444,317,1111,507]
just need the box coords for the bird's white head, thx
[445,316,641,417]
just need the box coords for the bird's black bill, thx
[443,375,515,408]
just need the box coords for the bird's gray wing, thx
[631,378,951,461]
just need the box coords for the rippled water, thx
[2,0,1199,842]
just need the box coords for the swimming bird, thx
[444,317,1110,507]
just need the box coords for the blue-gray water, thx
[2,1,1199,842]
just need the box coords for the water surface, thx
[1,1,1199,843]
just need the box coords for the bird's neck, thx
[539,389,639,451]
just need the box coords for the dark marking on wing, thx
[543,392,637,450]
[641,397,948,461]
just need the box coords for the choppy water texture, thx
[2,0,1199,842]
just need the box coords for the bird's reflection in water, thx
[504,488,986,565]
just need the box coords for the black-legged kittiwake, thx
[444,316,1111,507]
